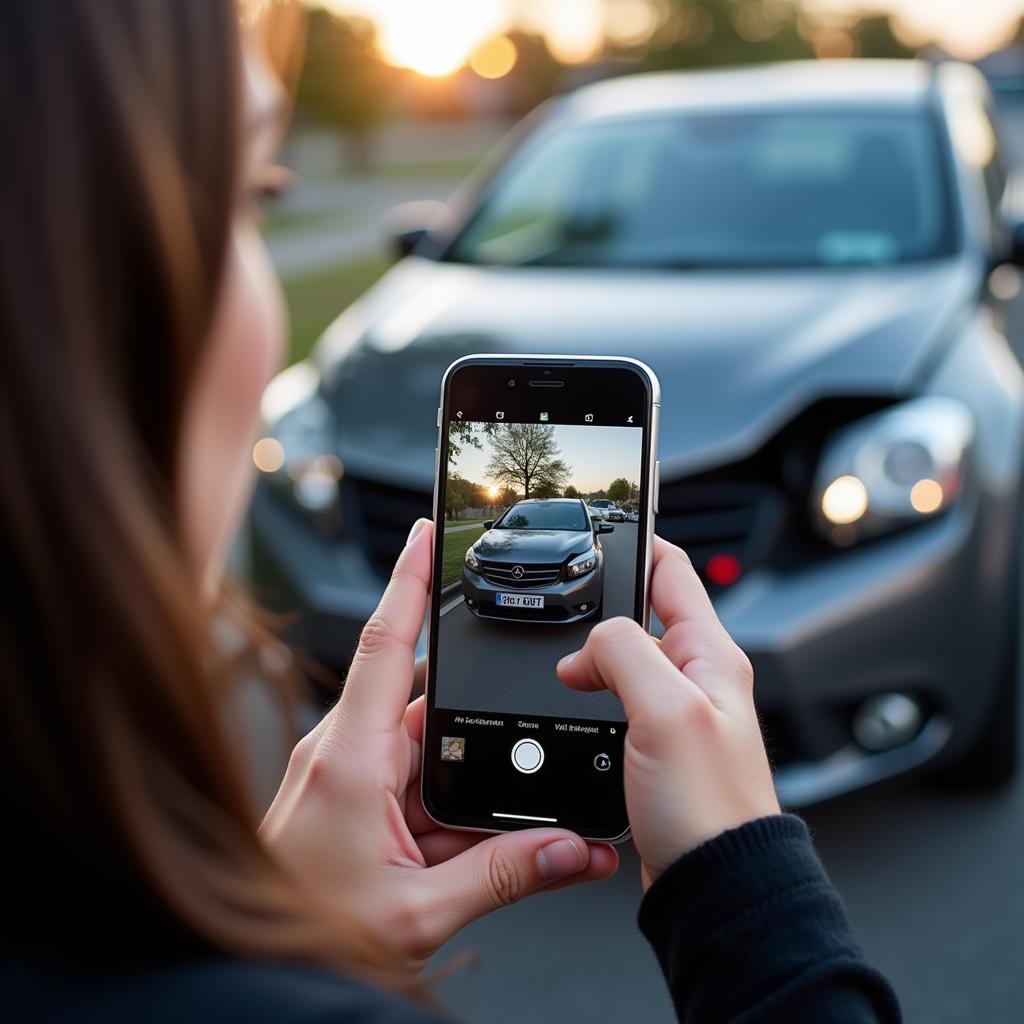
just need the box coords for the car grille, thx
[479,561,562,588]
[341,470,788,588]
[656,477,787,587]
[340,475,433,578]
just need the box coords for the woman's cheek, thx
[179,220,287,596]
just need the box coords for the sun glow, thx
[330,0,509,77]
[487,484,501,499]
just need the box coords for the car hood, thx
[472,529,593,564]
[314,255,980,487]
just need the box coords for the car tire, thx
[932,559,1020,790]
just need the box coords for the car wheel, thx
[932,562,1020,789]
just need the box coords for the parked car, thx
[251,60,1024,804]
[590,499,626,522]
[461,498,612,623]
[586,504,606,521]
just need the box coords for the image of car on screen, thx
[462,498,613,623]
[589,499,625,522]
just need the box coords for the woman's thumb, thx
[421,830,589,941]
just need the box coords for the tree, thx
[639,0,813,72]
[297,8,392,170]
[446,476,482,521]
[531,481,562,499]
[607,478,631,503]
[447,419,484,465]
[563,485,580,498]
[485,423,571,499]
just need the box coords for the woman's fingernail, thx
[557,650,579,671]
[406,518,428,546]
[537,839,585,881]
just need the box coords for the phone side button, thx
[511,738,545,774]
[653,460,660,516]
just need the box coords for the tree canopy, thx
[485,423,571,499]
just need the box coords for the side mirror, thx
[483,520,494,530]
[597,522,614,534]
[383,200,450,260]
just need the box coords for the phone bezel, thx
[421,353,661,843]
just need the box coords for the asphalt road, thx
[433,523,638,721]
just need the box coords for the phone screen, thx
[422,358,658,840]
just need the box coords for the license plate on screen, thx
[496,593,545,609]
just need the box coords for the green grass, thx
[280,256,392,366]
[441,526,484,589]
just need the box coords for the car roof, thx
[561,60,946,123]
[515,497,581,504]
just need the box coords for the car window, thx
[448,110,956,269]
[498,502,588,530]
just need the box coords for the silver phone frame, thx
[421,353,661,844]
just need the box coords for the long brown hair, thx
[0,0,401,980]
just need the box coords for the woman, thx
[1,1,901,1020]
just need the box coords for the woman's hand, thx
[557,536,780,891]
[259,519,618,967]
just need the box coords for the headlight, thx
[465,547,480,571]
[568,549,598,577]
[813,396,973,545]
[254,369,345,528]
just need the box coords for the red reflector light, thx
[706,553,741,586]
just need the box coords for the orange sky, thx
[321,0,1024,74]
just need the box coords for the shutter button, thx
[511,738,544,774]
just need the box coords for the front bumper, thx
[705,483,1015,806]
[461,564,603,623]
[249,469,1016,805]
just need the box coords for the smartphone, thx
[421,354,660,842]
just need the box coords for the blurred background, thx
[241,2,1024,1021]
[260,0,1024,366]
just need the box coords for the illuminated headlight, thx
[813,396,973,545]
[254,364,344,526]
[568,550,598,577]
[465,547,480,571]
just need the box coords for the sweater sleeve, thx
[637,814,902,1024]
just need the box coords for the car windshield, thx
[498,501,588,531]
[447,110,955,269]
[591,500,614,507]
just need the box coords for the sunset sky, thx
[321,0,1024,74]
[452,422,643,494]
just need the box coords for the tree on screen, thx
[607,478,631,503]
[485,423,571,500]
[445,476,483,521]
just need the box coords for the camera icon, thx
[495,410,505,420]
[584,413,594,423]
